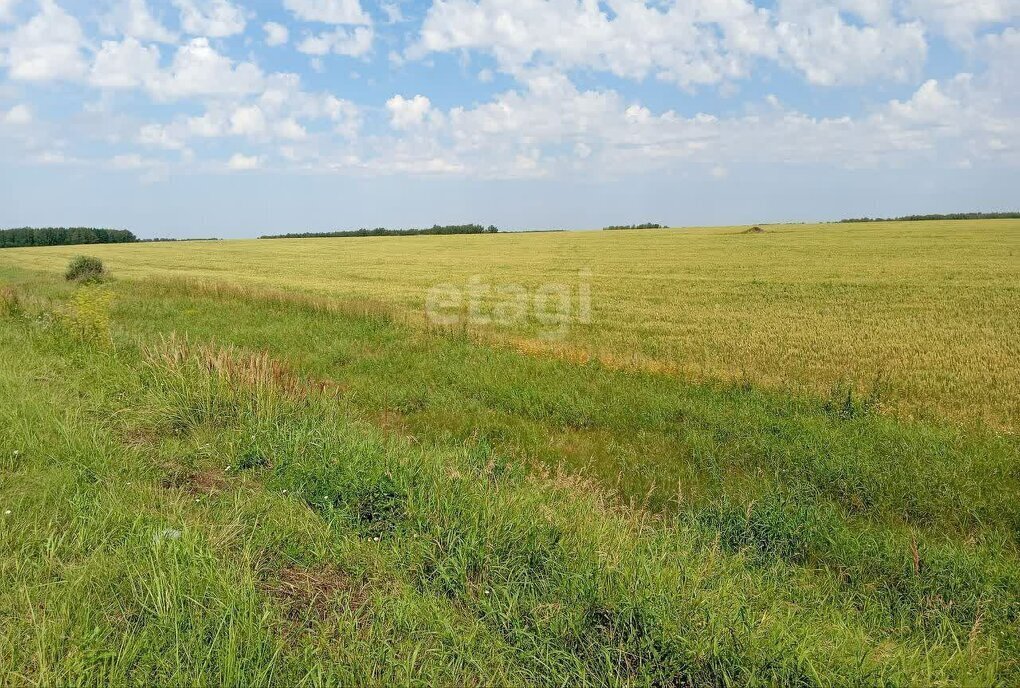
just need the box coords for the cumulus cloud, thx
[3,0,1016,182]
[359,69,1017,178]
[283,0,370,25]
[410,0,930,88]
[227,152,261,170]
[102,0,177,43]
[905,0,1020,43]
[90,37,161,89]
[386,94,432,128]
[258,72,360,127]
[150,38,263,99]
[979,27,1020,113]
[774,3,927,85]
[264,21,289,46]
[138,122,189,149]
[229,105,267,136]
[173,0,246,37]
[110,153,161,169]
[5,0,86,81]
[132,69,362,156]
[381,2,404,23]
[275,118,308,140]
[3,103,31,124]
[0,0,20,23]
[296,26,373,56]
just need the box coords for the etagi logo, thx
[426,270,592,340]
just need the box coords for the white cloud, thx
[102,0,177,43]
[2,0,1015,183]
[1,0,21,23]
[356,68,1018,179]
[886,79,959,125]
[151,38,263,99]
[138,122,188,149]
[386,94,432,129]
[187,110,226,137]
[227,152,261,170]
[979,27,1020,114]
[134,71,361,154]
[257,73,361,127]
[173,0,246,37]
[411,0,773,87]
[111,153,160,169]
[296,26,373,56]
[411,0,929,88]
[283,0,370,25]
[381,2,403,23]
[32,150,78,165]
[5,0,86,81]
[229,104,267,136]
[905,0,1020,43]
[3,103,31,124]
[275,118,308,140]
[264,21,289,46]
[774,2,927,85]
[90,38,161,89]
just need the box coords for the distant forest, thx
[603,223,666,230]
[138,237,221,243]
[0,227,137,248]
[261,224,499,239]
[839,212,1020,223]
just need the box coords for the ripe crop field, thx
[4,219,1018,430]
[1,219,1019,685]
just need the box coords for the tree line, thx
[138,237,221,242]
[839,212,1020,223]
[260,224,499,239]
[0,227,138,248]
[603,223,666,230]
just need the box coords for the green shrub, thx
[65,255,106,283]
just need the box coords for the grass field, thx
[1,220,1019,685]
[3,220,1017,430]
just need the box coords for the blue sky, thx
[0,0,1017,237]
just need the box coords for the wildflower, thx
[373,536,380,542]
[4,510,11,516]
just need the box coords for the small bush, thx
[65,255,106,283]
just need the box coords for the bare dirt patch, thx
[161,468,231,496]
[262,564,369,623]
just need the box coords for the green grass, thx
[1,263,1018,685]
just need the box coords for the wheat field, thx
[2,219,1018,429]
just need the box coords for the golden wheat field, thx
[3,219,1018,429]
